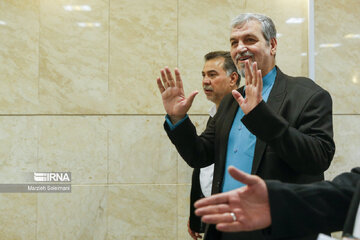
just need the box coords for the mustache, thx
[235,51,254,62]
[203,85,213,91]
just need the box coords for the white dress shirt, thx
[199,104,216,197]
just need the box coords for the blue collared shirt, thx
[222,67,277,192]
[165,67,277,192]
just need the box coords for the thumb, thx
[228,166,259,186]
[186,91,199,106]
[232,90,244,106]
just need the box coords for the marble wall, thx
[0,0,357,239]
[315,1,360,236]
[315,0,360,180]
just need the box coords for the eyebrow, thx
[204,70,218,74]
[230,33,258,41]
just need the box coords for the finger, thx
[244,60,248,85]
[186,90,199,107]
[187,228,193,238]
[216,222,244,232]
[201,212,236,224]
[194,191,229,208]
[228,166,259,186]
[195,203,231,216]
[232,90,245,106]
[245,60,253,85]
[160,69,169,88]
[165,67,175,87]
[253,62,258,87]
[195,232,202,239]
[187,221,196,239]
[258,69,263,93]
[174,68,183,89]
[156,77,165,93]
[190,231,197,240]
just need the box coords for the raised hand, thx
[194,166,271,232]
[232,60,263,115]
[156,67,198,124]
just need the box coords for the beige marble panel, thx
[252,0,309,77]
[325,115,360,180]
[315,0,360,114]
[178,184,195,240]
[179,0,308,114]
[178,156,193,185]
[39,0,109,114]
[177,115,209,184]
[0,194,37,240]
[38,116,107,184]
[0,117,38,183]
[178,0,239,114]
[0,0,39,113]
[107,184,177,239]
[109,0,177,114]
[108,116,178,184]
[37,186,107,240]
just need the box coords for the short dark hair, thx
[204,51,240,86]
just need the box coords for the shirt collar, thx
[262,66,277,88]
[209,104,217,117]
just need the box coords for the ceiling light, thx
[64,5,91,11]
[286,18,304,24]
[352,76,358,84]
[344,34,360,39]
[77,22,101,28]
[319,43,341,48]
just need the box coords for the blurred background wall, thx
[0,0,359,239]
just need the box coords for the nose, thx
[236,43,247,53]
[202,76,211,85]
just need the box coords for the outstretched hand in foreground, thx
[194,166,271,232]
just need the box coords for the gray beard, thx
[240,69,245,78]
[237,64,245,78]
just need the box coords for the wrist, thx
[169,115,186,124]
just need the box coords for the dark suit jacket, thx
[189,167,206,232]
[165,67,335,240]
[343,181,360,238]
[189,117,213,233]
[264,167,360,239]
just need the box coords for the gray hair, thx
[231,13,277,45]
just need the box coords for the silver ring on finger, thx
[230,212,237,222]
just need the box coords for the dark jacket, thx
[165,67,335,240]
[265,168,360,239]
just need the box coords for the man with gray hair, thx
[156,13,335,240]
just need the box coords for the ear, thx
[270,38,277,56]
[229,72,239,87]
